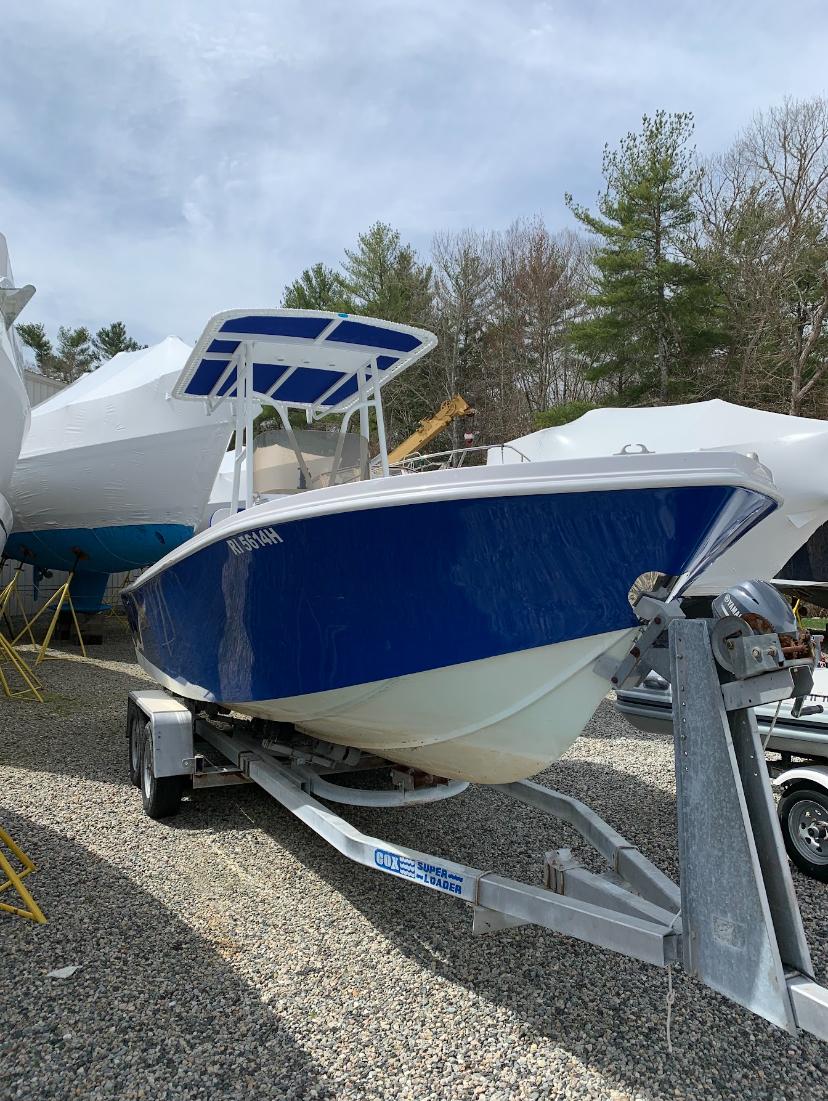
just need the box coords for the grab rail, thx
[390,443,531,472]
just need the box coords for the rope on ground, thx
[665,906,682,1053]
[665,964,676,1054]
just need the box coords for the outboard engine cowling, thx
[712,580,818,716]
[712,579,798,638]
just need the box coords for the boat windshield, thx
[253,428,368,494]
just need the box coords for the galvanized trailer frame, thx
[127,599,828,1043]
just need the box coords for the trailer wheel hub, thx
[792,801,828,863]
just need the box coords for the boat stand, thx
[106,572,132,622]
[0,564,36,645]
[13,569,87,666]
[129,595,828,1042]
[0,566,43,701]
[0,828,47,924]
[0,633,43,702]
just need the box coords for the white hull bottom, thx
[219,629,635,783]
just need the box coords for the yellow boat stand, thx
[0,566,43,700]
[0,564,35,644]
[0,632,43,701]
[11,568,87,667]
[0,828,47,924]
[106,571,132,622]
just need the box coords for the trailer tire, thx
[128,709,143,787]
[778,786,828,882]
[140,722,183,819]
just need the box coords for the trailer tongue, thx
[128,580,828,1042]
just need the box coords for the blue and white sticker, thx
[374,848,465,895]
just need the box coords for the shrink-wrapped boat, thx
[6,338,234,610]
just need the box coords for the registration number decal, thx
[227,527,283,556]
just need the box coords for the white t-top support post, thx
[372,357,390,477]
[274,403,314,489]
[243,348,255,510]
[357,363,370,481]
[229,345,246,516]
[329,409,355,487]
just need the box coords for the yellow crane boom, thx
[386,395,475,466]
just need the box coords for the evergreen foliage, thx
[341,222,432,322]
[533,401,597,430]
[93,321,144,360]
[566,111,724,403]
[54,326,97,382]
[280,224,432,325]
[17,320,144,382]
[282,263,349,312]
[15,322,54,373]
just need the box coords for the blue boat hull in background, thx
[6,522,194,612]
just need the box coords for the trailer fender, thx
[773,763,828,793]
[128,690,194,778]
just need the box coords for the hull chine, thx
[227,630,636,783]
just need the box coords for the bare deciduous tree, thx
[411,221,598,451]
[698,97,828,415]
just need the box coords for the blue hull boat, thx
[124,452,777,783]
[122,308,780,782]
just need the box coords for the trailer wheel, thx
[140,722,183,819]
[128,709,143,787]
[778,786,828,881]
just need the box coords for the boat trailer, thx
[128,586,828,1042]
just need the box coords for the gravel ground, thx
[1,619,827,1100]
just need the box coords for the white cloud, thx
[2,0,827,346]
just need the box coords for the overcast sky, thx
[3,1,826,349]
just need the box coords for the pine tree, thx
[566,111,723,403]
[533,400,597,430]
[18,320,144,380]
[281,262,351,311]
[341,222,432,323]
[16,322,55,373]
[93,321,144,361]
[55,326,97,382]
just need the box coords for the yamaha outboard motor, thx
[711,580,819,717]
[712,580,798,637]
